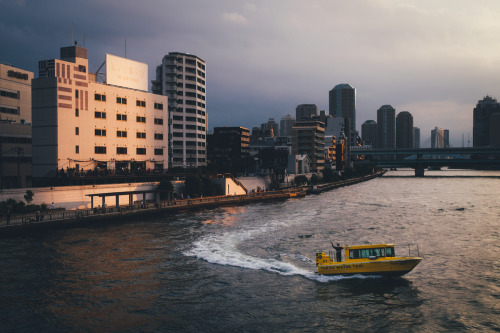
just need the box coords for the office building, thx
[396,111,414,149]
[291,120,325,172]
[377,105,396,149]
[152,52,207,168]
[431,127,449,148]
[280,114,295,141]
[361,120,377,147]
[0,64,34,188]
[32,45,168,180]
[261,118,278,137]
[473,95,500,146]
[329,83,356,132]
[207,127,250,174]
[413,127,420,148]
[0,63,33,123]
[296,104,318,121]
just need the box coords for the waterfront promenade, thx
[0,171,385,234]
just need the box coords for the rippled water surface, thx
[1,169,499,332]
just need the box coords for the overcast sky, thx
[2,0,500,147]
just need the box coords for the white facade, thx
[152,52,207,168]
[32,46,168,179]
[0,63,33,123]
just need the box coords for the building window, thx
[117,147,127,155]
[95,111,106,119]
[186,116,196,122]
[0,90,19,99]
[117,130,127,138]
[75,90,79,98]
[75,108,79,117]
[154,133,163,140]
[136,100,146,107]
[186,133,196,138]
[136,132,146,139]
[136,116,146,123]
[154,149,163,155]
[116,97,127,104]
[75,127,79,135]
[172,132,183,137]
[136,148,146,155]
[95,146,106,154]
[75,145,79,154]
[154,118,163,125]
[154,102,164,110]
[173,116,183,121]
[186,125,196,130]
[78,65,86,73]
[94,93,106,101]
[95,129,106,136]
[173,124,183,129]
[116,114,127,121]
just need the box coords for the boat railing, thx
[407,244,420,257]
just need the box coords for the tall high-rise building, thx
[361,120,377,147]
[413,127,420,148]
[431,127,449,148]
[280,114,295,140]
[396,111,414,149]
[329,84,356,132]
[152,52,207,168]
[32,45,168,180]
[377,105,396,149]
[296,104,318,121]
[473,95,500,147]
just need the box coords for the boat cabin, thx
[344,244,395,261]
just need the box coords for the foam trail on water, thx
[184,231,377,282]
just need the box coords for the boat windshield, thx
[386,247,394,257]
[349,247,385,259]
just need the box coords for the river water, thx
[1,169,499,332]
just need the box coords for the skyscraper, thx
[377,105,395,149]
[152,52,207,168]
[296,104,318,121]
[413,127,420,148]
[431,127,449,148]
[280,114,295,140]
[361,120,377,147]
[473,95,500,147]
[396,111,414,149]
[329,84,356,132]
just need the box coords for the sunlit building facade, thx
[32,45,168,179]
[152,53,207,168]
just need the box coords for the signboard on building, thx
[106,54,148,92]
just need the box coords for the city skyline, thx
[2,1,500,147]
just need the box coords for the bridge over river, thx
[351,146,500,176]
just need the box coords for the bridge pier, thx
[414,166,425,177]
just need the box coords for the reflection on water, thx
[0,170,499,331]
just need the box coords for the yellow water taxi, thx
[316,243,422,276]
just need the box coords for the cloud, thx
[222,12,248,24]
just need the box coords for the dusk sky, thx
[2,0,500,147]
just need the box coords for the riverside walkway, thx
[0,189,306,233]
[0,171,385,234]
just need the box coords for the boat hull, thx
[317,258,422,276]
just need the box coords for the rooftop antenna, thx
[82,35,87,47]
[125,37,127,58]
[71,22,74,45]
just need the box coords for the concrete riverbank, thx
[0,171,385,236]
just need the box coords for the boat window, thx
[349,248,386,259]
[386,247,394,257]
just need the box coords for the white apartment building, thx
[152,52,207,168]
[32,45,168,179]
